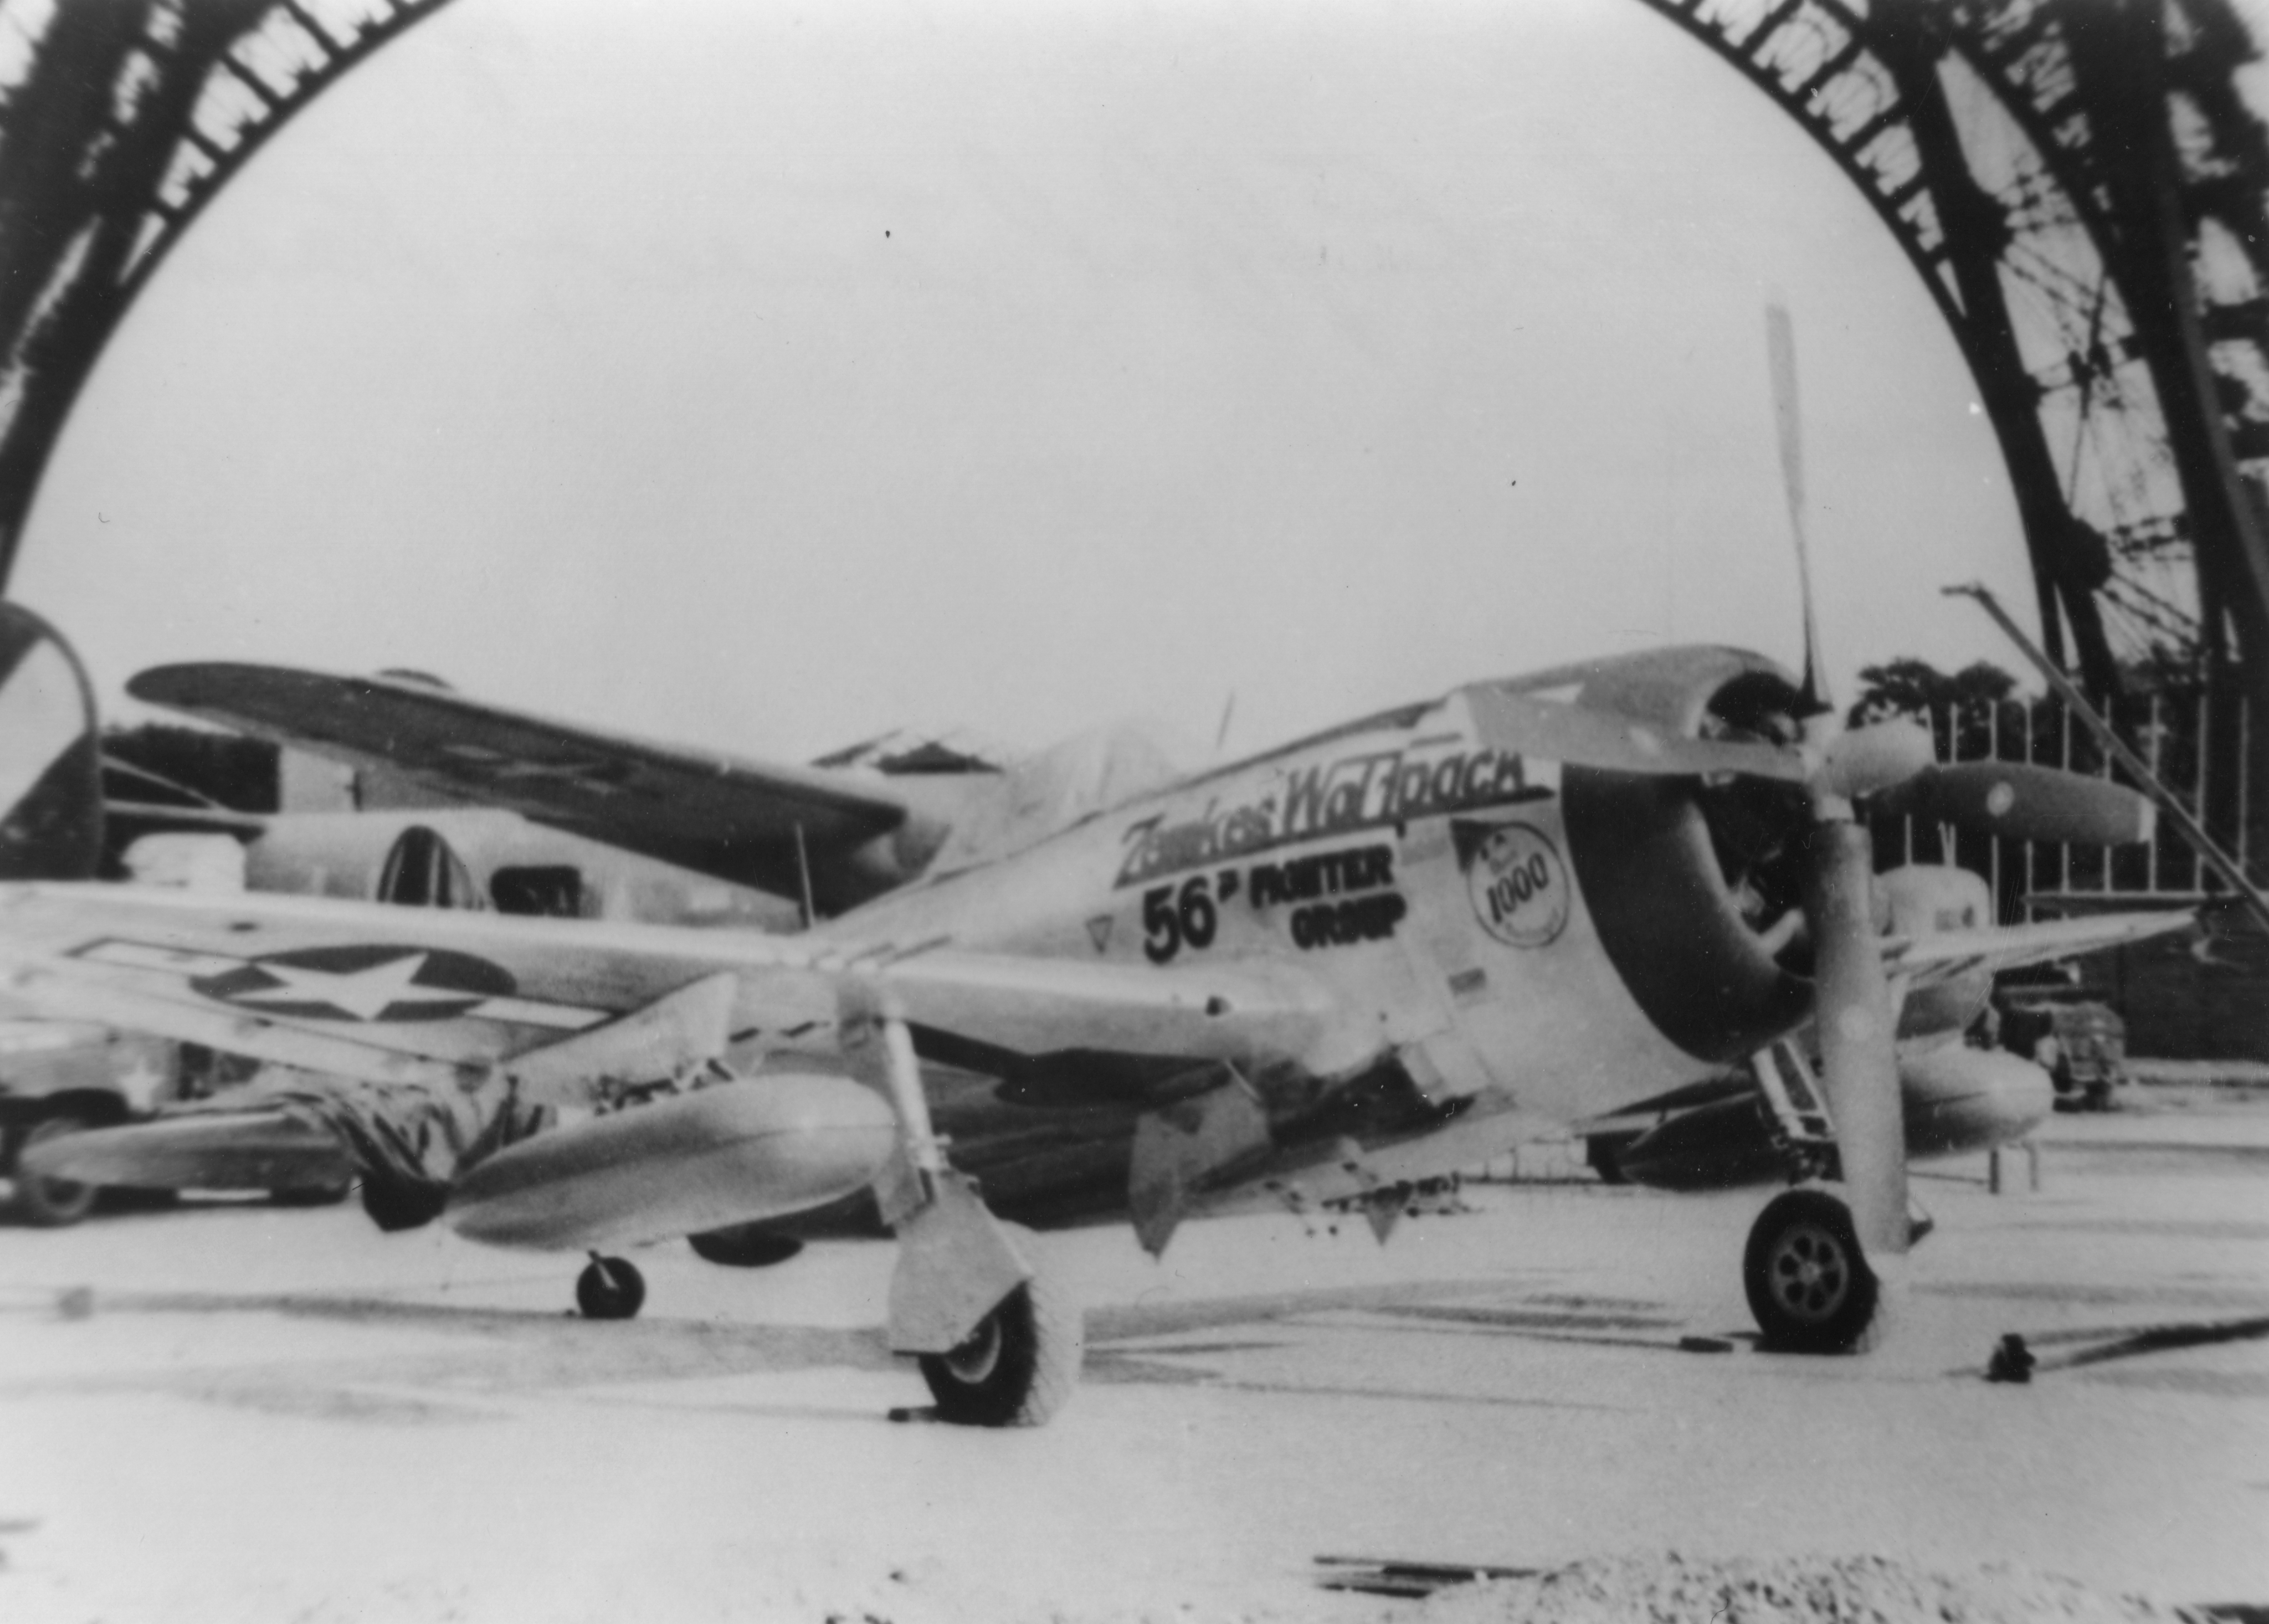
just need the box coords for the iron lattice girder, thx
[0,0,461,587]
[0,0,2262,697]
[1633,0,2269,697]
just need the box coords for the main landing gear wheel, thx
[1584,1134,1630,1185]
[360,1173,449,1233]
[576,1254,646,1321]
[687,1223,805,1269]
[917,1235,1083,1428]
[12,1116,99,1227]
[1743,1188,1879,1353]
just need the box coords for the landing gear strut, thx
[1743,1188,1878,1353]
[576,1253,645,1321]
[847,984,1084,1427]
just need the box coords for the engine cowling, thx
[1556,648,1813,1065]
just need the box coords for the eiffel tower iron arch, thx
[0,0,460,589]
[2,0,2263,706]
[1631,0,2269,711]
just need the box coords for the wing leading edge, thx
[0,883,1357,1105]
[1886,908,2195,991]
[126,663,948,909]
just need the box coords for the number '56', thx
[1142,877,1218,964]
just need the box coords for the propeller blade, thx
[1803,820,1910,1261]
[1874,761,2156,847]
[1462,686,1807,782]
[1766,302,1827,714]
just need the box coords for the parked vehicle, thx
[1993,990,2130,1111]
[1,1028,351,1223]
[0,1023,189,1224]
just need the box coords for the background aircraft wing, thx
[0,884,1350,1103]
[1885,908,2194,991]
[127,663,912,895]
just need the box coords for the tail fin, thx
[0,601,102,880]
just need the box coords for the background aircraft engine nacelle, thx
[1879,864,1996,1042]
[1897,1044,2054,1160]
[1558,647,1813,1064]
[446,1075,896,1252]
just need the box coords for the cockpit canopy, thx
[924,722,1192,876]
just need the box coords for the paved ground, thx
[1,1089,2264,1623]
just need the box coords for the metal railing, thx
[1873,689,2258,927]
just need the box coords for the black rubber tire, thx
[917,1235,1083,1427]
[13,1116,99,1227]
[360,1174,449,1233]
[99,1186,181,1213]
[1585,1135,1630,1185]
[576,1255,646,1321]
[1743,1188,1880,1353]
[271,1181,354,1208]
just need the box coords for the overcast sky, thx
[14,0,2244,765]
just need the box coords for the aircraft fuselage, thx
[818,679,1754,1134]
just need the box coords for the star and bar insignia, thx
[72,939,610,1030]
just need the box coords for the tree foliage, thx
[1846,658,2018,727]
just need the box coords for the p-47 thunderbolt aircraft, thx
[0,622,2183,1426]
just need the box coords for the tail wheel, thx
[13,1116,99,1227]
[1743,1188,1879,1353]
[576,1254,646,1321]
[918,1235,1083,1427]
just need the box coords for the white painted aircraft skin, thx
[819,688,1695,1130]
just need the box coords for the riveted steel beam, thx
[0,0,461,588]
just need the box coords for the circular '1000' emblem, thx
[1466,822,1568,947]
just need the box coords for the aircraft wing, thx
[0,883,1353,1105]
[1885,907,2195,989]
[126,663,913,896]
